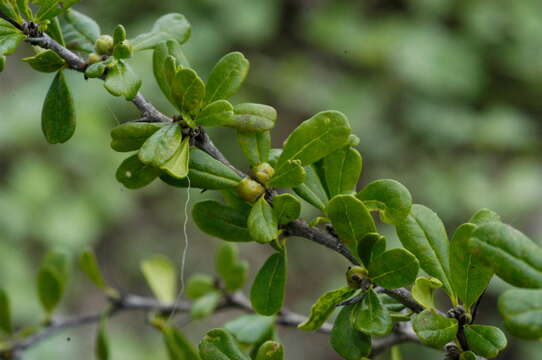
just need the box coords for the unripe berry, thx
[253,162,275,185]
[95,35,114,55]
[87,52,102,64]
[237,177,265,203]
[346,266,368,288]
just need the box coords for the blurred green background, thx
[1,0,541,358]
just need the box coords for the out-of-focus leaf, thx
[250,252,286,316]
[138,123,182,167]
[191,291,221,320]
[163,326,200,360]
[23,49,65,72]
[353,287,392,336]
[327,195,376,244]
[469,208,500,225]
[273,193,301,225]
[192,200,252,242]
[411,277,442,310]
[198,328,250,360]
[368,248,419,289]
[47,17,65,45]
[41,70,76,144]
[35,0,80,22]
[131,13,191,51]
[110,122,166,152]
[141,255,177,304]
[498,288,542,340]
[61,9,101,53]
[0,55,5,72]
[116,154,160,189]
[412,309,458,348]
[0,289,11,334]
[323,146,362,197]
[255,341,284,360]
[357,179,412,224]
[215,243,248,291]
[463,325,507,358]
[224,314,275,345]
[247,196,278,244]
[298,287,355,331]
[79,249,107,291]
[37,268,64,315]
[186,274,215,300]
[95,315,109,360]
[330,304,371,360]
[205,52,249,104]
[104,60,141,100]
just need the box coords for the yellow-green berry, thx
[95,35,114,55]
[346,266,368,288]
[237,177,265,203]
[87,52,102,64]
[253,162,275,185]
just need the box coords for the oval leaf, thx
[250,252,287,316]
[255,341,284,360]
[116,154,160,189]
[327,195,376,244]
[61,9,101,53]
[205,52,249,104]
[357,233,386,268]
[153,40,190,104]
[368,248,419,289]
[229,103,277,132]
[411,277,442,310]
[171,68,205,115]
[96,315,110,360]
[191,291,221,320]
[131,13,191,51]
[23,50,66,73]
[160,136,190,179]
[110,122,166,152]
[498,288,542,340]
[163,326,200,360]
[464,325,507,358]
[293,165,328,211]
[41,70,76,144]
[197,100,234,127]
[248,196,279,244]
[104,60,141,100]
[224,314,275,345]
[298,287,355,331]
[79,249,107,291]
[216,244,249,291]
[412,309,458,348]
[192,200,252,242]
[323,146,362,197]
[186,273,215,300]
[353,287,392,336]
[141,255,177,304]
[330,304,371,360]
[357,179,412,224]
[199,328,250,360]
[139,123,182,167]
[273,193,301,226]
[237,131,270,166]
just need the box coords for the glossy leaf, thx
[229,103,277,132]
[464,325,507,358]
[293,165,328,211]
[22,50,65,72]
[412,309,458,348]
[353,287,392,336]
[79,249,107,291]
[237,131,270,166]
[357,179,412,224]
[171,68,205,114]
[61,9,101,53]
[411,277,442,310]
[205,52,249,104]
[255,341,284,360]
[323,146,362,197]
[131,13,191,51]
[163,326,200,360]
[395,204,454,297]
[469,208,501,225]
[193,200,252,242]
[369,248,419,289]
[116,154,160,189]
[35,0,79,22]
[498,288,542,340]
[357,233,386,268]
[199,328,250,360]
[330,304,371,360]
[267,159,305,188]
[250,252,287,316]
[468,222,542,288]
[110,122,166,152]
[141,255,177,304]
[0,289,11,334]
[153,41,190,104]
[197,100,234,127]
[47,17,65,45]
[41,70,76,144]
[298,287,355,331]
[96,315,109,360]
[224,314,275,345]
[104,60,141,100]
[276,110,351,171]
[460,351,477,360]
[191,291,221,320]
[186,274,215,300]
[160,136,190,179]
[273,193,301,225]
[139,123,182,167]
[215,243,249,291]
[248,196,279,244]
[327,195,376,244]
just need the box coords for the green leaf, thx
[153,41,190,104]
[193,200,252,242]
[95,315,109,360]
[412,309,458,348]
[116,154,160,189]
[61,9,100,53]
[23,49,65,72]
[224,314,275,345]
[110,122,167,152]
[330,304,371,360]
[199,328,250,360]
[237,131,270,166]
[0,55,5,72]
[41,70,76,144]
[357,233,386,268]
[323,146,362,197]
[469,208,501,225]
[0,289,11,334]
[460,351,477,360]
[186,274,215,300]
[79,249,107,291]
[395,204,454,297]
[37,267,64,315]
[468,222,542,288]
[46,18,65,45]
[205,52,249,104]
[276,110,351,171]
[327,195,376,244]
[267,160,306,188]
[273,194,301,225]
[450,223,493,310]
[411,277,442,310]
[255,341,284,360]
[248,196,279,244]
[160,136,190,179]
[498,288,542,340]
[0,2,21,24]
[215,243,249,291]
[390,346,402,360]
[464,325,507,358]
[369,248,419,289]
[196,100,234,127]
[141,255,177,304]
[250,252,287,316]
[171,68,205,114]
[104,60,141,100]
[163,326,201,360]
[138,123,182,167]
[353,287,392,336]
[131,13,191,51]
[298,287,355,331]
[293,165,328,211]
[229,103,277,132]
[191,291,221,320]
[35,0,79,22]
[357,179,412,224]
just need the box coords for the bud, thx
[113,24,127,44]
[95,35,114,55]
[253,162,275,185]
[346,266,368,289]
[113,40,133,59]
[87,52,102,64]
[85,62,107,78]
[237,177,265,203]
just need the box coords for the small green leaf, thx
[139,123,182,167]
[113,24,126,44]
[22,49,65,72]
[96,315,109,360]
[116,154,160,189]
[468,222,542,288]
[0,289,12,334]
[248,196,279,244]
[276,110,351,171]
[469,208,500,225]
[250,252,287,316]
[131,13,191,51]
[460,351,477,360]
[205,52,249,104]
[267,160,306,188]
[199,328,250,360]
[369,248,419,289]
[298,287,355,331]
[225,314,275,345]
[191,291,221,320]
[140,255,177,304]
[357,233,386,268]
[498,288,542,340]
[160,136,190,179]
[171,68,205,115]
[37,267,64,315]
[255,341,284,360]
[61,9,101,53]
[104,60,141,100]
[197,100,234,127]
[153,40,190,104]
[47,17,65,45]
[0,3,21,24]
[330,304,371,360]
[412,309,458,348]
[411,277,442,310]
[229,103,277,132]
[110,122,167,152]
[215,244,249,291]
[0,55,5,72]
[163,326,201,360]
[193,200,252,242]
[293,165,328,211]
[464,325,507,358]
[79,249,107,291]
[41,70,76,144]
[323,146,362,197]
[273,194,301,225]
[327,195,376,244]
[35,0,79,22]
[395,204,454,297]
[353,287,392,336]
[357,179,412,224]
[237,131,270,166]
[186,274,215,300]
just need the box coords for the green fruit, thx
[95,35,114,55]
[253,162,275,185]
[346,266,368,288]
[87,53,102,64]
[237,177,265,203]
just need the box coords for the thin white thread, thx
[106,104,120,125]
